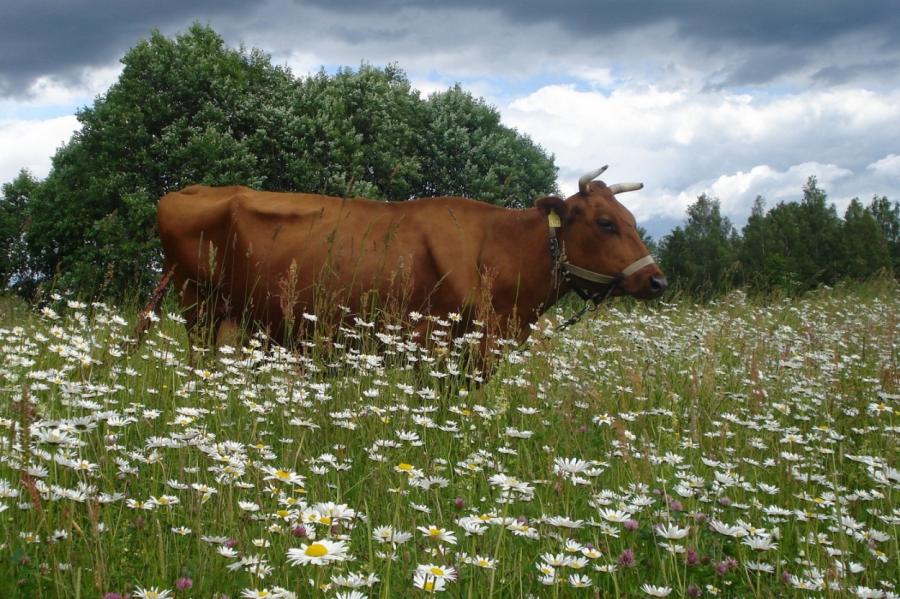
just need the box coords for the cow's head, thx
[535,166,667,299]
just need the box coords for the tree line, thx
[654,180,899,299]
[0,25,557,298]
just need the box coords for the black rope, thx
[548,226,622,331]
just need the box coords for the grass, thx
[0,280,897,598]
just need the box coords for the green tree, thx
[17,25,556,298]
[794,176,843,286]
[737,196,769,289]
[0,170,39,291]
[658,194,738,298]
[286,64,424,200]
[839,198,891,278]
[26,25,297,296]
[420,85,558,207]
[868,195,900,271]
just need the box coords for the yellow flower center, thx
[397,463,414,472]
[429,566,445,576]
[424,580,436,592]
[276,509,290,518]
[305,543,329,557]
[318,515,332,525]
[275,469,291,480]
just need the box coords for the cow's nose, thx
[649,276,668,295]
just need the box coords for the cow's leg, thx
[175,278,218,365]
[215,318,242,350]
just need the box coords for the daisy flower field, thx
[0,280,897,598]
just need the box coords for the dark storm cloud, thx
[3,0,899,97]
[812,60,900,86]
[290,0,900,87]
[293,0,899,48]
[0,0,254,97]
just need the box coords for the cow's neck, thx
[486,207,572,332]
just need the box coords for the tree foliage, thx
[868,195,900,271]
[9,24,557,298]
[0,170,38,292]
[657,178,897,298]
[657,194,738,299]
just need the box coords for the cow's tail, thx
[133,264,177,344]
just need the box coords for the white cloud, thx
[0,64,119,184]
[652,162,855,223]
[282,51,326,79]
[22,64,122,106]
[866,153,900,177]
[0,116,79,183]
[501,83,900,227]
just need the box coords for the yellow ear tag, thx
[548,210,561,228]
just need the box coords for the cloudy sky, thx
[2,0,899,235]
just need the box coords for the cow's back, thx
[158,185,504,337]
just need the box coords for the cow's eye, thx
[597,218,616,232]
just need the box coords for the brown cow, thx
[145,167,666,352]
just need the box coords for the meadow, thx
[0,281,897,598]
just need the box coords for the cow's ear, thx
[535,196,567,224]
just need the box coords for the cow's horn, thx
[608,182,643,195]
[578,166,609,195]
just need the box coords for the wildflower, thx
[412,570,447,593]
[742,535,778,551]
[456,517,488,536]
[641,584,673,597]
[286,540,349,566]
[544,515,584,529]
[655,523,690,540]
[581,546,602,559]
[568,573,592,588]
[553,457,593,475]
[330,571,379,588]
[417,525,457,545]
[263,467,305,486]
[415,563,458,582]
[372,525,412,545]
[708,519,746,538]
[617,548,635,567]
[175,577,192,591]
[598,508,632,523]
[394,462,422,476]
[745,561,775,573]
[541,553,572,568]
[471,555,496,569]
[132,588,173,599]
